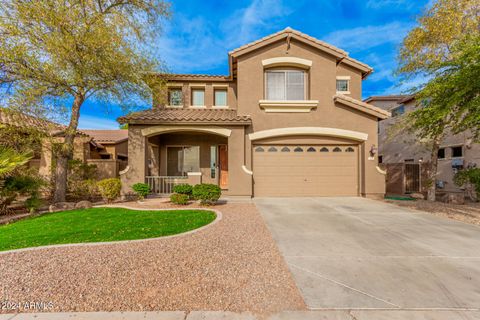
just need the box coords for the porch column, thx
[227,126,252,197]
[120,126,147,195]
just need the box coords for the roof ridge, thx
[229,27,348,57]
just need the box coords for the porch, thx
[144,132,229,194]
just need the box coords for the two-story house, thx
[118,28,390,198]
[366,95,480,195]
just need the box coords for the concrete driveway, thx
[255,197,480,317]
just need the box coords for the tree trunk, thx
[53,92,84,203]
[426,137,441,202]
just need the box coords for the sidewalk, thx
[1,310,479,320]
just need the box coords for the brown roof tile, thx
[82,130,128,144]
[118,108,251,125]
[0,108,88,136]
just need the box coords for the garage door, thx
[253,145,358,197]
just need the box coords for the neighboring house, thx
[118,28,390,198]
[82,130,129,179]
[0,108,126,179]
[366,95,480,195]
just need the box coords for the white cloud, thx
[78,115,119,129]
[323,22,412,53]
[156,0,293,74]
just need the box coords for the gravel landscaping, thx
[0,201,306,315]
[385,199,480,225]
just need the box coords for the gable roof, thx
[118,108,251,125]
[229,27,373,78]
[82,130,128,144]
[334,95,391,120]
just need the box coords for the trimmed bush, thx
[132,183,151,200]
[192,183,221,205]
[173,183,193,196]
[170,193,189,205]
[97,178,121,203]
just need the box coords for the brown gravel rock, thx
[385,199,480,225]
[0,201,306,315]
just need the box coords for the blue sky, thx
[78,0,431,129]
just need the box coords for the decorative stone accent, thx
[75,200,93,209]
[410,193,425,200]
[441,193,465,205]
[49,202,76,213]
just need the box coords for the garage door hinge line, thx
[288,262,401,308]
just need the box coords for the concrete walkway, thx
[255,197,480,319]
[2,310,480,319]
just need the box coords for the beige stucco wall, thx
[235,38,383,197]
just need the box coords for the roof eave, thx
[333,95,391,120]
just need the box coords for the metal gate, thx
[405,164,420,193]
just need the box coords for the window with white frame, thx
[214,89,228,106]
[191,88,205,106]
[167,146,200,176]
[336,77,350,93]
[265,69,306,100]
[168,88,183,106]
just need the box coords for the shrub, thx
[454,168,480,201]
[68,179,99,201]
[1,170,46,214]
[97,178,121,203]
[192,183,221,205]
[132,183,151,200]
[170,193,189,205]
[173,183,193,196]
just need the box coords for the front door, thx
[219,145,228,189]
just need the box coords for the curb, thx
[0,206,222,255]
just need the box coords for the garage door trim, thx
[248,127,368,142]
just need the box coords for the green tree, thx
[0,147,32,178]
[0,0,169,202]
[397,0,480,201]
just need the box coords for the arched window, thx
[265,69,306,100]
[268,146,278,152]
[333,147,342,152]
[255,146,265,152]
[307,147,316,152]
[294,147,303,152]
[345,147,355,152]
[281,147,290,152]
[320,147,329,152]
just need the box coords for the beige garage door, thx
[253,145,358,197]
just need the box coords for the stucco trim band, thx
[248,127,368,141]
[262,57,313,69]
[259,100,319,113]
[141,126,232,137]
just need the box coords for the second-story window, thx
[265,69,306,100]
[336,79,349,93]
[191,88,205,106]
[168,88,183,106]
[391,105,405,117]
[214,89,228,107]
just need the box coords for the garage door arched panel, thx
[253,143,359,197]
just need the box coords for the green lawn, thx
[0,207,216,252]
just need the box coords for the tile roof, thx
[163,74,230,81]
[0,108,88,136]
[229,27,347,56]
[334,94,391,119]
[363,95,409,103]
[118,108,251,125]
[82,130,128,144]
